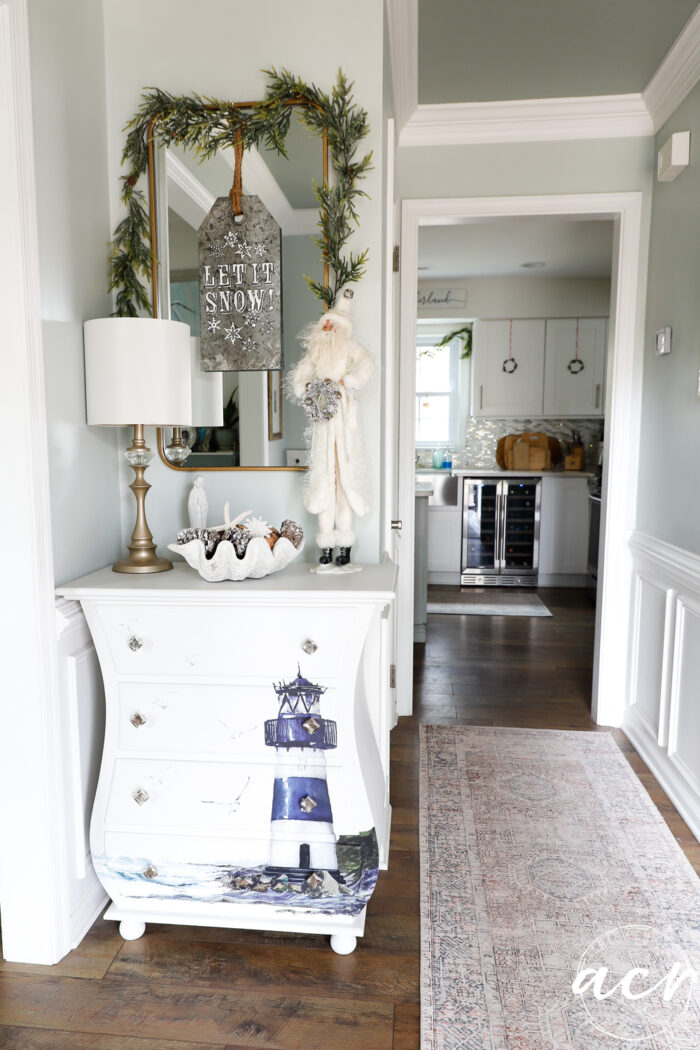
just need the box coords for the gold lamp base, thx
[114,424,173,574]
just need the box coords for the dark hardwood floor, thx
[1,588,697,1049]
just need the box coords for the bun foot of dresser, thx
[119,920,146,941]
[330,933,357,955]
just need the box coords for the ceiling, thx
[418,0,698,104]
[417,218,614,279]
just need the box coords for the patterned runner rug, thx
[420,726,700,1049]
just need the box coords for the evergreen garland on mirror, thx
[109,70,372,316]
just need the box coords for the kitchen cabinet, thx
[57,563,396,956]
[471,317,607,418]
[538,475,590,577]
[428,506,462,575]
[414,487,431,641]
[543,318,607,417]
[424,473,462,577]
[471,320,546,417]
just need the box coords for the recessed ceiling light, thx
[521,261,546,269]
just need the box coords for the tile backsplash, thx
[417,418,603,471]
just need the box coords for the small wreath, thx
[502,358,518,374]
[567,358,585,374]
[301,378,342,422]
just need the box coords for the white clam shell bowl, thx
[169,504,304,582]
[169,535,304,582]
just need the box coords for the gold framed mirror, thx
[149,101,328,472]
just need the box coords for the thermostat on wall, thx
[655,326,672,356]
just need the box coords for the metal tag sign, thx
[198,195,282,371]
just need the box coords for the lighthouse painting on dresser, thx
[265,667,339,874]
[93,664,379,920]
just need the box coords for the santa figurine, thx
[290,289,373,567]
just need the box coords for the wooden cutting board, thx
[497,432,560,470]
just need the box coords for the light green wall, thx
[637,81,700,555]
[102,0,386,562]
[398,137,653,200]
[28,0,123,585]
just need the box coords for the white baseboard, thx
[537,574,591,588]
[427,572,461,585]
[69,874,108,950]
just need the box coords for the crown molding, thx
[399,94,654,147]
[643,5,700,132]
[385,0,417,133]
[165,150,215,227]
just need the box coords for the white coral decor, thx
[244,516,272,538]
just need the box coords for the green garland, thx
[109,69,372,316]
[419,325,472,360]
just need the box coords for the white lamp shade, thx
[83,317,193,425]
[190,338,223,426]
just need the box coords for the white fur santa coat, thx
[290,322,374,519]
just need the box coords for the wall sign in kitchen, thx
[198,195,282,372]
[417,288,467,308]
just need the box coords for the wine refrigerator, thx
[461,478,541,585]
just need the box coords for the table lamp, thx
[83,317,192,573]
[164,337,223,463]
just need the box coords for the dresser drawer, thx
[117,680,350,763]
[118,682,276,758]
[105,758,273,833]
[100,829,271,874]
[94,602,358,679]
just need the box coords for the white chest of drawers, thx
[58,561,396,954]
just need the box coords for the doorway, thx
[396,193,645,728]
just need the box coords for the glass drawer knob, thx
[302,639,318,655]
[142,864,158,880]
[130,713,147,728]
[132,788,150,806]
[128,636,143,652]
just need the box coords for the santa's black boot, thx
[335,546,351,566]
[319,547,333,565]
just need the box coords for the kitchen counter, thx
[451,468,595,478]
[416,468,594,479]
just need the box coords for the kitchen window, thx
[415,330,460,446]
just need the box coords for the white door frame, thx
[0,0,73,962]
[397,192,644,727]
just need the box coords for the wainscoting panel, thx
[55,598,108,946]
[629,574,667,742]
[668,595,700,808]
[625,532,700,843]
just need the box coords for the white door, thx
[382,120,400,723]
[544,318,607,416]
[472,319,546,416]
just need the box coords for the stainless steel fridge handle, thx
[495,481,504,571]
